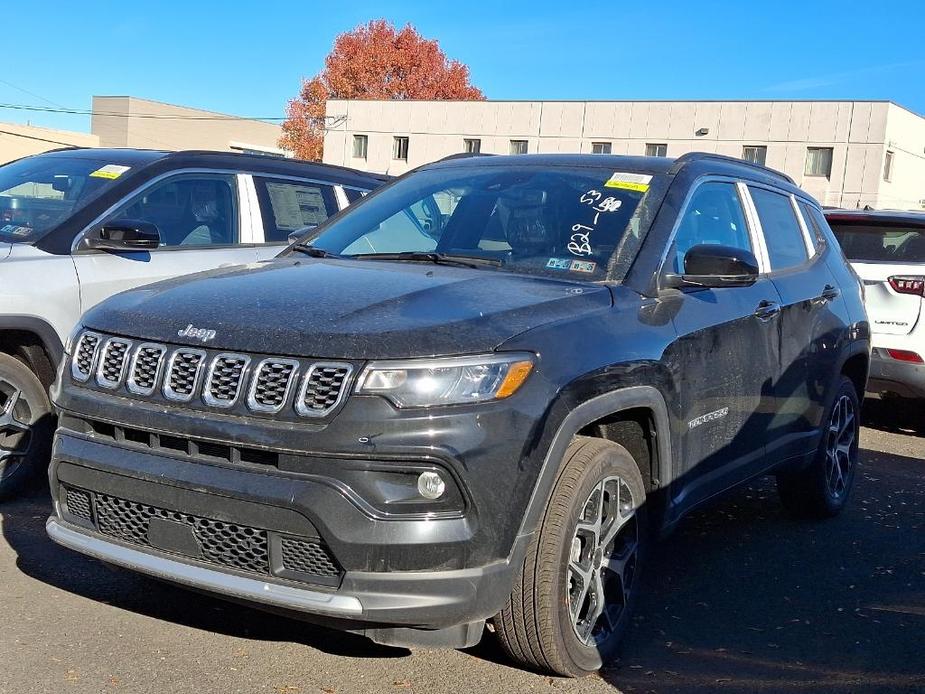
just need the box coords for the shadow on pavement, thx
[2,437,923,692]
[862,397,925,438]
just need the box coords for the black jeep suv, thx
[47,153,869,676]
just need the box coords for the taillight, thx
[888,276,925,296]
[886,348,924,364]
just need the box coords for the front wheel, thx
[492,437,648,676]
[0,353,53,501]
[777,375,860,518]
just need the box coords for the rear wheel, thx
[777,376,860,518]
[0,353,53,501]
[492,437,647,676]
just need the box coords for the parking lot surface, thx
[1,403,922,694]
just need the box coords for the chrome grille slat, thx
[203,354,251,408]
[163,349,206,402]
[71,332,101,382]
[127,343,166,396]
[95,338,132,389]
[247,359,299,413]
[296,363,353,417]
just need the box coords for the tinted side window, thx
[107,174,238,248]
[668,182,751,273]
[343,187,366,204]
[254,177,338,243]
[749,187,808,270]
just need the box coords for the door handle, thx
[754,300,781,321]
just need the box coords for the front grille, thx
[248,359,298,413]
[72,333,101,381]
[65,487,92,521]
[127,344,165,395]
[94,493,270,575]
[96,339,132,389]
[63,486,342,585]
[164,349,206,401]
[69,331,354,418]
[297,364,352,417]
[204,354,250,407]
[281,537,340,577]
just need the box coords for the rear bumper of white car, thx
[868,347,925,399]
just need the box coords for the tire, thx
[492,436,648,677]
[0,353,53,501]
[776,375,860,518]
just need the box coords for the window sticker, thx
[1,224,32,237]
[89,164,131,180]
[604,172,652,193]
[546,257,572,270]
[570,259,596,273]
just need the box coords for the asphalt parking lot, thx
[1,402,922,694]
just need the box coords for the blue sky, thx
[5,0,925,133]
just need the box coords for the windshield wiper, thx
[290,243,340,259]
[347,251,503,269]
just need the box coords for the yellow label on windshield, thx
[89,164,131,179]
[604,172,652,192]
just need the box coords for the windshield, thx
[830,222,925,263]
[306,165,654,280]
[0,155,133,243]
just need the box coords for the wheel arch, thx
[0,317,64,389]
[515,386,673,548]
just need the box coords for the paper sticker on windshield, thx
[604,172,652,193]
[547,257,572,270]
[1,224,31,237]
[570,260,596,273]
[89,164,131,180]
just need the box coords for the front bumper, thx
[867,348,925,399]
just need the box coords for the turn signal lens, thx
[496,360,534,399]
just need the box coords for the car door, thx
[72,171,260,313]
[746,185,848,464]
[661,179,782,513]
[250,176,341,261]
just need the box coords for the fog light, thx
[417,471,446,500]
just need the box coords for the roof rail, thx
[437,152,496,163]
[668,151,795,184]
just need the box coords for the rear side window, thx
[667,182,751,273]
[828,222,925,263]
[254,177,338,243]
[343,187,367,204]
[749,187,809,270]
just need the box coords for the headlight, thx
[356,353,535,408]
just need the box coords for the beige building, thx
[0,121,98,165]
[91,96,287,156]
[322,99,925,210]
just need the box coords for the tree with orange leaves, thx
[281,20,484,161]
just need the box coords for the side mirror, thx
[664,244,759,289]
[82,219,161,252]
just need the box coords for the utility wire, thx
[0,128,83,147]
[0,102,287,122]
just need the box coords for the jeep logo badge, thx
[177,324,216,343]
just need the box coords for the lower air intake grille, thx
[65,487,92,521]
[94,493,270,575]
[280,537,341,577]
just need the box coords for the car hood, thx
[82,258,613,359]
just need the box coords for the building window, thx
[510,140,528,155]
[392,136,409,161]
[463,138,481,154]
[645,143,667,157]
[805,147,833,177]
[742,145,767,166]
[352,135,368,159]
[591,142,612,154]
[883,150,894,182]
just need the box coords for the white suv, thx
[826,209,925,403]
[0,147,384,498]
